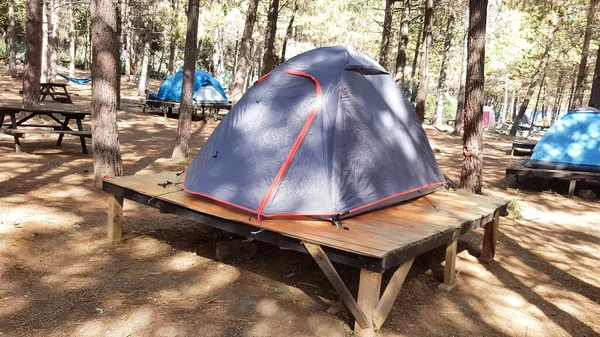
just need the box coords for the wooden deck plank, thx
[103,172,506,260]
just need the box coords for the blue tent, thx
[156,70,228,104]
[531,107,600,172]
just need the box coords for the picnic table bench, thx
[511,140,537,156]
[506,157,600,197]
[103,172,508,336]
[0,105,91,153]
[143,100,232,121]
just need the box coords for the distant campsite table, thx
[40,83,73,104]
[103,172,508,337]
[0,105,91,153]
[143,100,232,121]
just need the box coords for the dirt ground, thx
[1,67,599,337]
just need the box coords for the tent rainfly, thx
[184,46,446,220]
[156,70,228,104]
[531,107,600,172]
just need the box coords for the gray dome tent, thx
[184,46,445,220]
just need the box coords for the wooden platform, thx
[103,172,508,336]
[506,157,600,197]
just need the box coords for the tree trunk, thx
[261,0,280,75]
[394,0,410,88]
[501,73,508,124]
[409,21,422,103]
[41,2,48,83]
[414,0,433,122]
[378,0,395,69]
[121,0,130,78]
[91,0,123,184]
[281,0,298,63]
[116,0,122,109]
[572,0,598,108]
[230,0,260,104]
[172,0,200,161]
[23,0,44,109]
[137,8,153,97]
[69,0,76,77]
[459,0,487,194]
[509,89,516,122]
[8,0,17,78]
[453,30,468,135]
[589,48,600,109]
[126,3,134,81]
[167,0,179,75]
[434,14,454,127]
[46,0,59,83]
[528,70,546,132]
[509,24,558,136]
[551,71,564,123]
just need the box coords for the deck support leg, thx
[438,238,458,291]
[355,269,382,337]
[303,242,370,330]
[107,194,124,242]
[568,180,576,198]
[372,258,414,331]
[480,210,500,263]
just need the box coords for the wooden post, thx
[10,112,21,153]
[372,258,414,331]
[568,180,576,198]
[480,210,499,263]
[354,269,382,337]
[303,242,370,329]
[107,194,124,242]
[438,238,458,290]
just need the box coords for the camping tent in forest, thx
[183,46,445,220]
[531,107,600,172]
[156,70,228,104]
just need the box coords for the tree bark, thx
[394,0,410,88]
[434,14,454,127]
[261,0,280,75]
[453,30,468,135]
[121,0,130,78]
[281,0,298,63]
[116,0,122,109]
[167,0,179,75]
[230,0,260,104]
[172,0,200,161]
[91,0,123,184]
[23,0,44,109]
[8,0,18,78]
[509,24,559,136]
[46,0,59,83]
[69,0,76,77]
[409,20,422,103]
[501,73,508,124]
[572,0,598,108]
[378,0,396,69]
[137,7,153,97]
[551,71,564,123]
[528,69,546,132]
[414,0,433,122]
[41,2,48,83]
[459,0,487,194]
[589,48,600,109]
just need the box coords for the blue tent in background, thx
[531,107,600,172]
[157,70,228,104]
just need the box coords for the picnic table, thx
[103,172,508,336]
[40,83,73,103]
[511,139,538,156]
[0,105,91,153]
[143,99,232,121]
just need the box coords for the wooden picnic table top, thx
[0,104,91,117]
[103,172,508,269]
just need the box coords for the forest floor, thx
[1,68,599,337]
